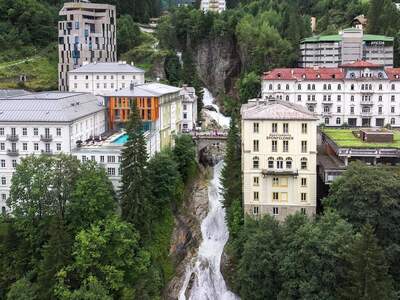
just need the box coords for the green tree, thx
[6,277,37,300]
[117,15,143,55]
[172,134,196,183]
[164,53,182,86]
[120,105,151,235]
[237,71,261,104]
[339,224,396,300]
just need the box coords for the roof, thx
[105,82,181,97]
[263,68,344,81]
[69,62,145,74]
[0,89,31,98]
[301,33,393,43]
[0,92,105,123]
[241,100,318,121]
[180,86,197,102]
[340,60,383,68]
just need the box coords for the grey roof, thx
[104,82,181,97]
[0,92,105,123]
[69,62,145,74]
[0,89,31,98]
[241,100,318,121]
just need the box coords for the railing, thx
[262,169,299,177]
[7,149,19,156]
[6,134,18,142]
[41,150,53,155]
[40,134,53,142]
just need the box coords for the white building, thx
[0,92,106,212]
[241,99,318,220]
[58,1,117,91]
[201,0,225,13]
[68,62,145,95]
[180,85,198,131]
[299,28,394,68]
[262,61,400,128]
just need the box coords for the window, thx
[34,143,39,151]
[312,84,315,90]
[104,83,107,89]
[286,157,292,169]
[272,192,279,201]
[298,95,302,101]
[272,123,278,133]
[253,177,259,186]
[337,95,341,102]
[1,177,6,185]
[301,141,307,153]
[323,84,327,90]
[285,95,289,101]
[379,84,382,90]
[91,156,96,161]
[22,143,27,151]
[22,128,27,136]
[0,128,4,136]
[121,75,125,80]
[268,157,274,169]
[351,84,354,91]
[74,83,78,89]
[253,123,259,133]
[0,160,5,168]
[301,208,306,215]
[391,118,396,125]
[379,95,382,102]
[183,113,187,119]
[379,106,383,114]
[325,118,330,125]
[338,84,341,90]
[253,140,259,152]
[82,156,87,162]
[96,83,100,89]
[277,157,283,169]
[350,107,355,114]
[392,84,395,90]
[253,206,259,215]
[273,207,279,215]
[324,105,330,113]
[104,75,107,80]
[253,157,259,169]
[283,140,289,152]
[107,167,116,176]
[122,83,125,88]
[111,83,114,89]
[12,160,17,168]
[100,156,104,163]
[107,155,115,163]
[283,123,289,133]
[272,140,277,152]
[301,193,307,202]
[298,84,301,90]
[391,106,395,113]
[0,143,4,150]
[269,84,273,90]
[301,178,307,187]
[337,106,341,113]
[301,123,307,134]
[56,128,61,136]
[301,158,308,170]
[254,192,259,201]
[336,117,341,125]
[85,83,89,89]
[277,84,281,90]
[118,156,122,163]
[56,143,61,151]
[392,95,395,102]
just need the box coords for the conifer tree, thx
[339,224,396,300]
[120,104,151,236]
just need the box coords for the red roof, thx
[340,60,383,68]
[385,68,400,80]
[262,68,344,81]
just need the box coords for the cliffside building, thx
[241,99,318,221]
[58,0,117,91]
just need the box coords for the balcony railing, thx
[41,150,53,155]
[262,169,299,177]
[40,134,53,142]
[361,111,372,116]
[6,134,18,142]
[7,149,19,156]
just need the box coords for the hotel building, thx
[299,28,393,68]
[68,62,145,95]
[180,85,198,131]
[241,99,318,220]
[58,1,117,91]
[262,60,400,128]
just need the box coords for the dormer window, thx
[277,73,281,78]
[350,72,355,78]
[302,74,306,79]
[378,72,383,78]
[332,74,336,79]
[316,74,321,78]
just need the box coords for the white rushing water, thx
[178,161,239,300]
[202,88,231,129]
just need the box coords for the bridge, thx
[189,131,228,164]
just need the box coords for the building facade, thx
[200,0,226,13]
[68,62,145,94]
[262,61,400,128]
[0,92,106,212]
[241,100,318,221]
[58,1,117,91]
[299,28,393,68]
[180,85,198,131]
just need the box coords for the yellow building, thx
[241,99,318,220]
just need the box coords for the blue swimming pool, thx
[112,134,128,144]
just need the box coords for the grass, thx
[322,128,400,149]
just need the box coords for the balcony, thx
[361,111,373,116]
[41,150,53,155]
[360,100,373,106]
[6,134,18,142]
[7,149,19,156]
[262,169,299,177]
[40,134,53,142]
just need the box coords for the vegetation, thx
[322,128,400,148]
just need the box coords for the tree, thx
[117,15,143,55]
[339,224,396,300]
[237,71,261,104]
[6,277,37,300]
[164,53,182,86]
[172,134,196,183]
[120,105,152,235]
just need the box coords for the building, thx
[200,0,226,13]
[318,128,400,185]
[180,85,198,131]
[58,0,117,91]
[352,15,367,30]
[0,92,106,212]
[68,62,145,95]
[105,82,183,151]
[299,28,393,68]
[261,60,400,128]
[241,99,318,220]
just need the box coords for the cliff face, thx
[194,36,241,98]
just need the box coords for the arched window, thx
[286,157,292,169]
[338,84,341,90]
[336,117,341,125]
[351,95,354,101]
[277,84,281,90]
[268,157,274,169]
[392,95,395,102]
[277,157,284,169]
[391,118,396,125]
[379,95,383,102]
[269,84,273,90]
[286,84,289,90]
[361,84,364,90]
[351,84,354,90]
[323,84,327,90]
[328,84,331,90]
[307,84,311,90]
[286,95,289,101]
[379,84,383,90]
[312,84,315,90]
[298,84,302,90]
[392,84,395,90]
[300,157,308,170]
[253,156,259,169]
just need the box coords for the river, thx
[178,161,239,300]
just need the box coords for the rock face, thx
[194,36,241,99]
[163,168,210,300]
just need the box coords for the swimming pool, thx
[112,134,128,144]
